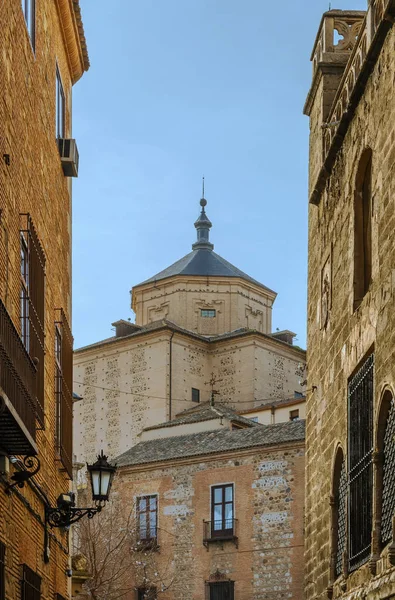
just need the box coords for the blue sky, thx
[72,0,366,349]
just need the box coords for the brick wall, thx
[0,1,86,598]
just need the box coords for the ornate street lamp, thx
[46,451,116,528]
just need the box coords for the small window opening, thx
[201,309,216,318]
[290,409,299,421]
[354,149,372,310]
[192,388,200,403]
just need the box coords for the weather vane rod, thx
[202,175,205,199]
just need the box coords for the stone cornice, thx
[56,0,90,84]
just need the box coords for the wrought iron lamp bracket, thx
[46,503,103,529]
[5,455,41,493]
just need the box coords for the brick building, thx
[73,198,306,464]
[0,1,88,599]
[304,1,395,599]
[107,404,305,600]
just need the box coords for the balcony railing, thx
[203,519,238,549]
[0,299,39,455]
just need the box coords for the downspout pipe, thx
[169,332,175,421]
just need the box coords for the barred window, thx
[207,581,234,600]
[21,565,41,600]
[20,215,45,425]
[55,309,73,478]
[0,542,5,600]
[332,449,347,579]
[348,353,374,571]
[380,392,395,546]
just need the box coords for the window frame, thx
[54,309,73,478]
[21,564,41,600]
[136,495,158,543]
[211,484,234,538]
[207,580,235,600]
[192,388,200,403]
[56,65,66,139]
[201,309,216,318]
[289,409,299,421]
[21,0,35,51]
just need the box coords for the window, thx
[55,309,73,478]
[379,392,395,547]
[208,581,234,600]
[290,409,299,421]
[294,391,303,398]
[0,542,5,600]
[192,388,200,403]
[21,565,41,600]
[331,448,347,580]
[348,353,374,571]
[201,309,216,318]
[249,416,258,423]
[56,66,65,139]
[137,589,156,600]
[137,496,157,542]
[212,485,234,537]
[20,234,30,353]
[20,215,45,425]
[354,149,372,310]
[21,0,35,50]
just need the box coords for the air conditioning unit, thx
[57,138,79,177]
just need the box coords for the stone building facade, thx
[73,200,306,464]
[110,408,305,600]
[0,2,88,599]
[304,2,395,599]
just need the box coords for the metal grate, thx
[21,565,41,600]
[348,353,374,571]
[381,397,395,545]
[207,581,234,600]
[55,309,73,478]
[0,542,5,600]
[335,460,347,578]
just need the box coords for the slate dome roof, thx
[137,196,274,294]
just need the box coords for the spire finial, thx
[192,182,213,251]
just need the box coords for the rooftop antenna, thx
[202,175,205,199]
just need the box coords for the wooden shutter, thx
[55,309,73,478]
[20,214,45,425]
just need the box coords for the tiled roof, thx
[75,319,306,354]
[115,420,305,467]
[143,402,260,431]
[239,396,306,415]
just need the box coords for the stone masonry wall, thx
[305,16,395,600]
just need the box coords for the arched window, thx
[379,391,395,547]
[354,148,372,310]
[332,447,347,579]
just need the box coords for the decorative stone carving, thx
[245,306,263,331]
[148,302,169,322]
[333,19,362,51]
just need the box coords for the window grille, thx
[207,581,234,600]
[20,214,45,425]
[381,397,395,545]
[348,353,374,571]
[21,565,41,600]
[55,309,73,478]
[0,542,5,600]
[335,459,347,578]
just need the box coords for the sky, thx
[72,0,367,350]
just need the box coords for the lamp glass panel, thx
[91,472,100,496]
[100,471,111,496]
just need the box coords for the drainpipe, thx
[168,332,175,421]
